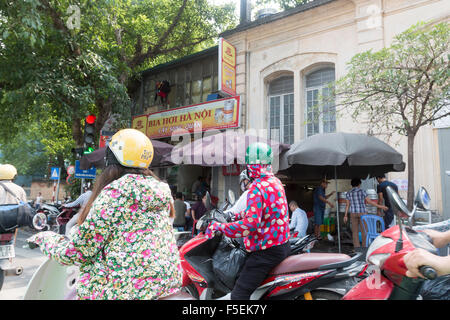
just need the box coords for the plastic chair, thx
[361,215,385,247]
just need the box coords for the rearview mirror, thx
[386,186,410,218]
[32,212,48,231]
[205,192,213,210]
[414,187,431,210]
[228,189,236,205]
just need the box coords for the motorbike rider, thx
[205,142,291,300]
[27,128,183,300]
[223,169,252,218]
[63,183,93,236]
[0,164,27,204]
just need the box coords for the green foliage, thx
[335,21,449,137]
[0,0,237,177]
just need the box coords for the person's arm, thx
[64,192,87,208]
[422,229,450,248]
[27,186,118,266]
[206,187,263,239]
[343,199,350,224]
[377,189,384,215]
[325,191,335,199]
[404,248,450,278]
[319,194,334,208]
[366,197,388,211]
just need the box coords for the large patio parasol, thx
[279,132,405,252]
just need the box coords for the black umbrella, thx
[79,139,175,170]
[279,132,405,252]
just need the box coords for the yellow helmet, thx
[108,128,154,168]
[0,164,18,180]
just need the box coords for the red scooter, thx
[179,193,367,300]
[343,186,441,300]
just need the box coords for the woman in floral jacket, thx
[28,129,182,300]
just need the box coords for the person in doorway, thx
[205,142,291,300]
[0,164,27,204]
[63,184,93,236]
[224,169,253,218]
[27,128,182,300]
[289,201,308,238]
[190,192,208,233]
[173,192,186,231]
[191,176,203,196]
[343,178,388,250]
[376,175,399,228]
[313,179,335,240]
[35,192,43,210]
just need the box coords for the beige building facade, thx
[221,0,450,214]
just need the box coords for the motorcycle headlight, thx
[366,235,394,267]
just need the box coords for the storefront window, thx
[202,77,212,102]
[136,53,219,115]
[305,68,336,137]
[191,79,203,105]
[268,76,294,144]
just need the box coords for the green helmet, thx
[245,142,273,165]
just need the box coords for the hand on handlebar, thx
[205,221,222,239]
[404,248,442,279]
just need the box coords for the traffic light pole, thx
[55,167,61,204]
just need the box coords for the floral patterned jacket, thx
[28,174,183,300]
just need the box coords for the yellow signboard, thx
[219,38,236,96]
[132,96,241,139]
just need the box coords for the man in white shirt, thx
[289,201,308,238]
[64,184,93,236]
[224,170,252,218]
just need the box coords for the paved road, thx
[0,229,47,300]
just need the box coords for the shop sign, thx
[222,163,245,176]
[218,37,236,96]
[391,179,408,191]
[132,96,241,139]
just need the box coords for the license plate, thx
[0,244,15,259]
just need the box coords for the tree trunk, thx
[407,132,416,210]
[72,116,83,147]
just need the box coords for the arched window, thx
[305,68,336,137]
[268,75,294,144]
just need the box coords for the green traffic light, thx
[84,147,95,154]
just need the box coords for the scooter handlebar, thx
[419,265,437,280]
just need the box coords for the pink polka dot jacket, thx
[206,164,290,252]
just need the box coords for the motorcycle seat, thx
[270,253,351,275]
[159,291,196,300]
